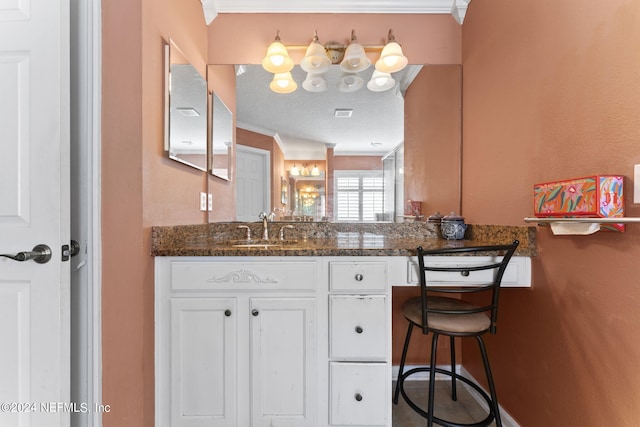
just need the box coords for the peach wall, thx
[462,1,640,425]
[404,65,462,216]
[103,0,208,426]
[102,1,146,425]
[332,155,383,170]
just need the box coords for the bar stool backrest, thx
[416,240,519,335]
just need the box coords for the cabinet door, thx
[170,298,236,427]
[250,298,317,427]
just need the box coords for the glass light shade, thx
[340,42,371,73]
[375,42,408,73]
[302,73,328,92]
[290,164,300,176]
[337,74,364,93]
[367,70,396,92]
[269,72,297,94]
[300,40,331,73]
[262,41,294,73]
[311,165,320,176]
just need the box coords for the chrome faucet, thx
[258,212,269,240]
[279,225,294,240]
[237,225,251,241]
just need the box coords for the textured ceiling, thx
[236,64,421,158]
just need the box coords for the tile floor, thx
[392,380,498,427]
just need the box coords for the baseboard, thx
[392,364,521,427]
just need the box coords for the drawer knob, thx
[224,309,232,317]
[354,393,363,402]
[354,273,364,281]
[355,326,363,334]
[251,309,259,317]
[461,270,470,277]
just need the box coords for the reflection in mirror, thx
[229,64,461,223]
[290,174,326,222]
[210,92,233,180]
[235,64,416,222]
[164,40,207,171]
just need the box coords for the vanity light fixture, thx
[311,165,320,176]
[263,29,408,94]
[269,71,297,94]
[337,73,364,93]
[262,31,295,74]
[300,31,331,74]
[290,164,300,176]
[339,30,371,73]
[375,29,408,74]
[302,73,328,92]
[366,70,396,92]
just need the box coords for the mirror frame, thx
[164,40,208,172]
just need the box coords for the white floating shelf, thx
[524,217,640,224]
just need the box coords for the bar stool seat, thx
[402,296,491,334]
[393,240,519,427]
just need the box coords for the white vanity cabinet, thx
[155,258,321,427]
[155,254,530,427]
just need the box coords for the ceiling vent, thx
[176,107,200,117]
[334,108,353,118]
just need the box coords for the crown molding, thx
[201,0,472,25]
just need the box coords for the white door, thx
[0,1,70,426]
[235,145,270,221]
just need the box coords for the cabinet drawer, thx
[406,256,530,287]
[330,296,387,360]
[170,260,319,291]
[330,362,388,426]
[329,261,387,291]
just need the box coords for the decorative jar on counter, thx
[441,212,467,240]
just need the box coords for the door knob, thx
[0,244,52,264]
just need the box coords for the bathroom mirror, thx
[164,40,208,171]
[217,63,462,222]
[210,92,233,180]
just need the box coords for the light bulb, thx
[270,55,285,67]
[383,56,399,68]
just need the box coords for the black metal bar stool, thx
[393,240,519,427]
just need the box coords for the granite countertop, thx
[151,222,537,257]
